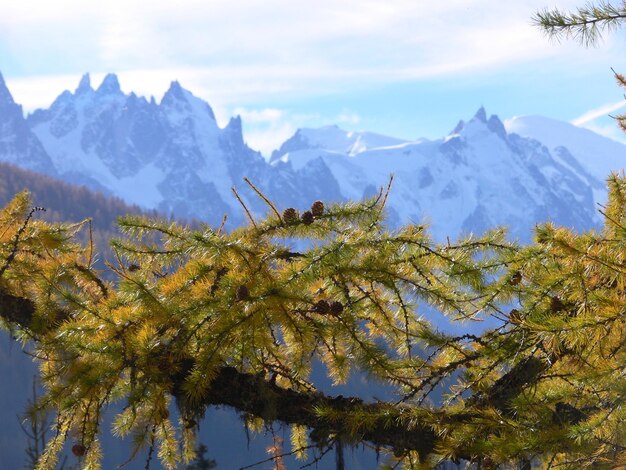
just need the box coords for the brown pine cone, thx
[72,444,86,457]
[509,308,521,324]
[329,300,343,315]
[550,296,564,312]
[313,300,330,314]
[301,211,314,225]
[282,207,298,224]
[236,285,250,301]
[311,200,325,217]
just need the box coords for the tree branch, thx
[200,366,438,460]
[0,286,548,462]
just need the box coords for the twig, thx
[238,443,317,469]
[243,177,283,223]
[87,218,94,267]
[232,187,257,228]
[0,206,46,278]
[380,174,394,210]
[217,214,228,235]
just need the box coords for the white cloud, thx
[231,106,299,157]
[244,123,298,158]
[233,108,285,124]
[571,101,626,126]
[577,122,626,144]
[4,0,620,148]
[337,111,361,125]
[0,0,603,104]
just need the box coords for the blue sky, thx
[2,0,626,155]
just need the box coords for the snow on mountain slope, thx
[24,74,345,227]
[505,115,626,204]
[0,73,618,242]
[270,125,408,161]
[273,108,599,241]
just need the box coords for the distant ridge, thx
[0,160,154,230]
[1,72,625,242]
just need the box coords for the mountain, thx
[2,74,626,468]
[505,114,626,182]
[270,125,409,158]
[24,74,343,228]
[272,107,604,241]
[2,74,623,243]
[0,72,56,174]
[505,114,626,203]
[2,75,625,242]
[0,161,155,230]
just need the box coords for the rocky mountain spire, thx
[96,73,122,95]
[0,71,16,107]
[75,73,92,95]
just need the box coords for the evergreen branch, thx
[0,285,554,462]
[0,206,45,279]
[533,1,626,46]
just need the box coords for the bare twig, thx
[232,187,257,228]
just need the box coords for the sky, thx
[1,0,626,156]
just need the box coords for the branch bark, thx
[200,366,438,459]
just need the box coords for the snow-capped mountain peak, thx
[96,73,123,96]
[12,73,344,227]
[224,115,244,141]
[0,72,17,108]
[0,74,56,174]
[474,105,487,122]
[270,124,408,163]
[160,80,217,122]
[75,73,93,95]
[161,80,186,103]
[450,107,507,142]
[505,114,626,184]
[270,106,604,240]
[1,72,625,243]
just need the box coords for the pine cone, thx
[128,263,140,272]
[509,271,522,286]
[313,300,330,314]
[282,208,298,224]
[553,402,587,425]
[329,300,344,315]
[72,444,86,457]
[301,211,314,225]
[236,285,250,301]
[311,200,324,217]
[509,308,521,324]
[550,296,564,312]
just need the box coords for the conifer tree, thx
[1,171,626,468]
[2,7,626,468]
